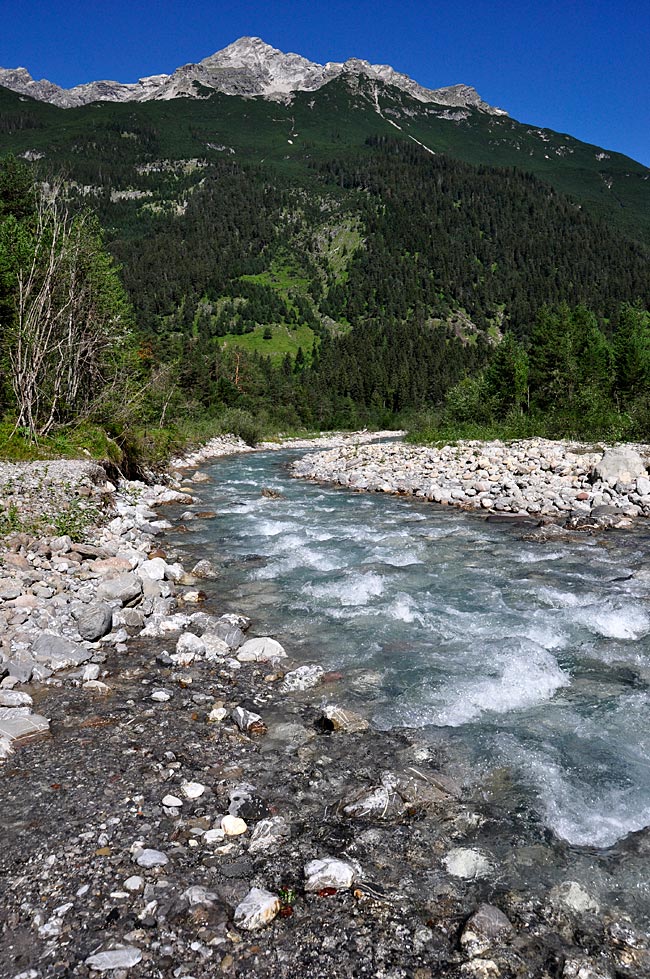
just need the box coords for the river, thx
[171,446,650,925]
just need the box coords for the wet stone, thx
[460,904,514,958]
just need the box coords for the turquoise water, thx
[174,448,650,860]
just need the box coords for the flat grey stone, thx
[96,573,143,605]
[32,633,92,670]
[0,706,50,741]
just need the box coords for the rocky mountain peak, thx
[0,37,507,115]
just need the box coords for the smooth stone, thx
[236,636,287,663]
[221,815,248,836]
[233,887,280,931]
[208,706,228,723]
[95,573,143,605]
[460,903,514,957]
[134,848,168,868]
[181,780,205,800]
[124,875,144,892]
[151,689,172,702]
[444,847,492,880]
[85,947,143,971]
[162,794,183,808]
[304,857,355,892]
[74,603,114,641]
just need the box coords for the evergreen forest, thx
[0,74,650,460]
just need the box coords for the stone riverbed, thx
[0,433,648,978]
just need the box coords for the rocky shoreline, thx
[1,434,649,978]
[292,438,650,530]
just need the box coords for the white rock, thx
[85,947,143,971]
[176,632,206,657]
[182,884,219,906]
[234,887,280,931]
[236,636,287,663]
[279,664,324,692]
[151,689,172,702]
[202,634,230,660]
[443,847,492,879]
[248,816,290,854]
[208,706,228,723]
[134,848,168,868]
[181,780,205,800]
[124,875,144,892]
[232,706,265,732]
[136,558,167,581]
[203,828,226,844]
[0,690,33,707]
[83,680,111,695]
[162,794,183,808]
[550,880,600,914]
[221,814,248,836]
[304,857,355,891]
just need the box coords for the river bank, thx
[292,437,650,529]
[1,434,649,978]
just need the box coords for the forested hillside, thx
[1,72,649,451]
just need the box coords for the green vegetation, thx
[1,69,650,459]
[408,303,650,444]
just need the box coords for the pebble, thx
[180,780,206,800]
[151,689,172,702]
[304,857,356,891]
[221,814,248,836]
[161,794,183,808]
[124,875,144,892]
[444,847,493,880]
[134,848,168,868]
[233,887,280,930]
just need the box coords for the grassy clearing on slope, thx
[219,322,315,361]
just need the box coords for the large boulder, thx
[593,447,647,486]
[74,603,114,641]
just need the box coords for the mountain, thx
[0,36,507,114]
[1,39,649,435]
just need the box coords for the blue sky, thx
[1,0,649,165]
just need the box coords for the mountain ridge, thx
[0,36,507,115]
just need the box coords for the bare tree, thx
[9,186,131,439]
